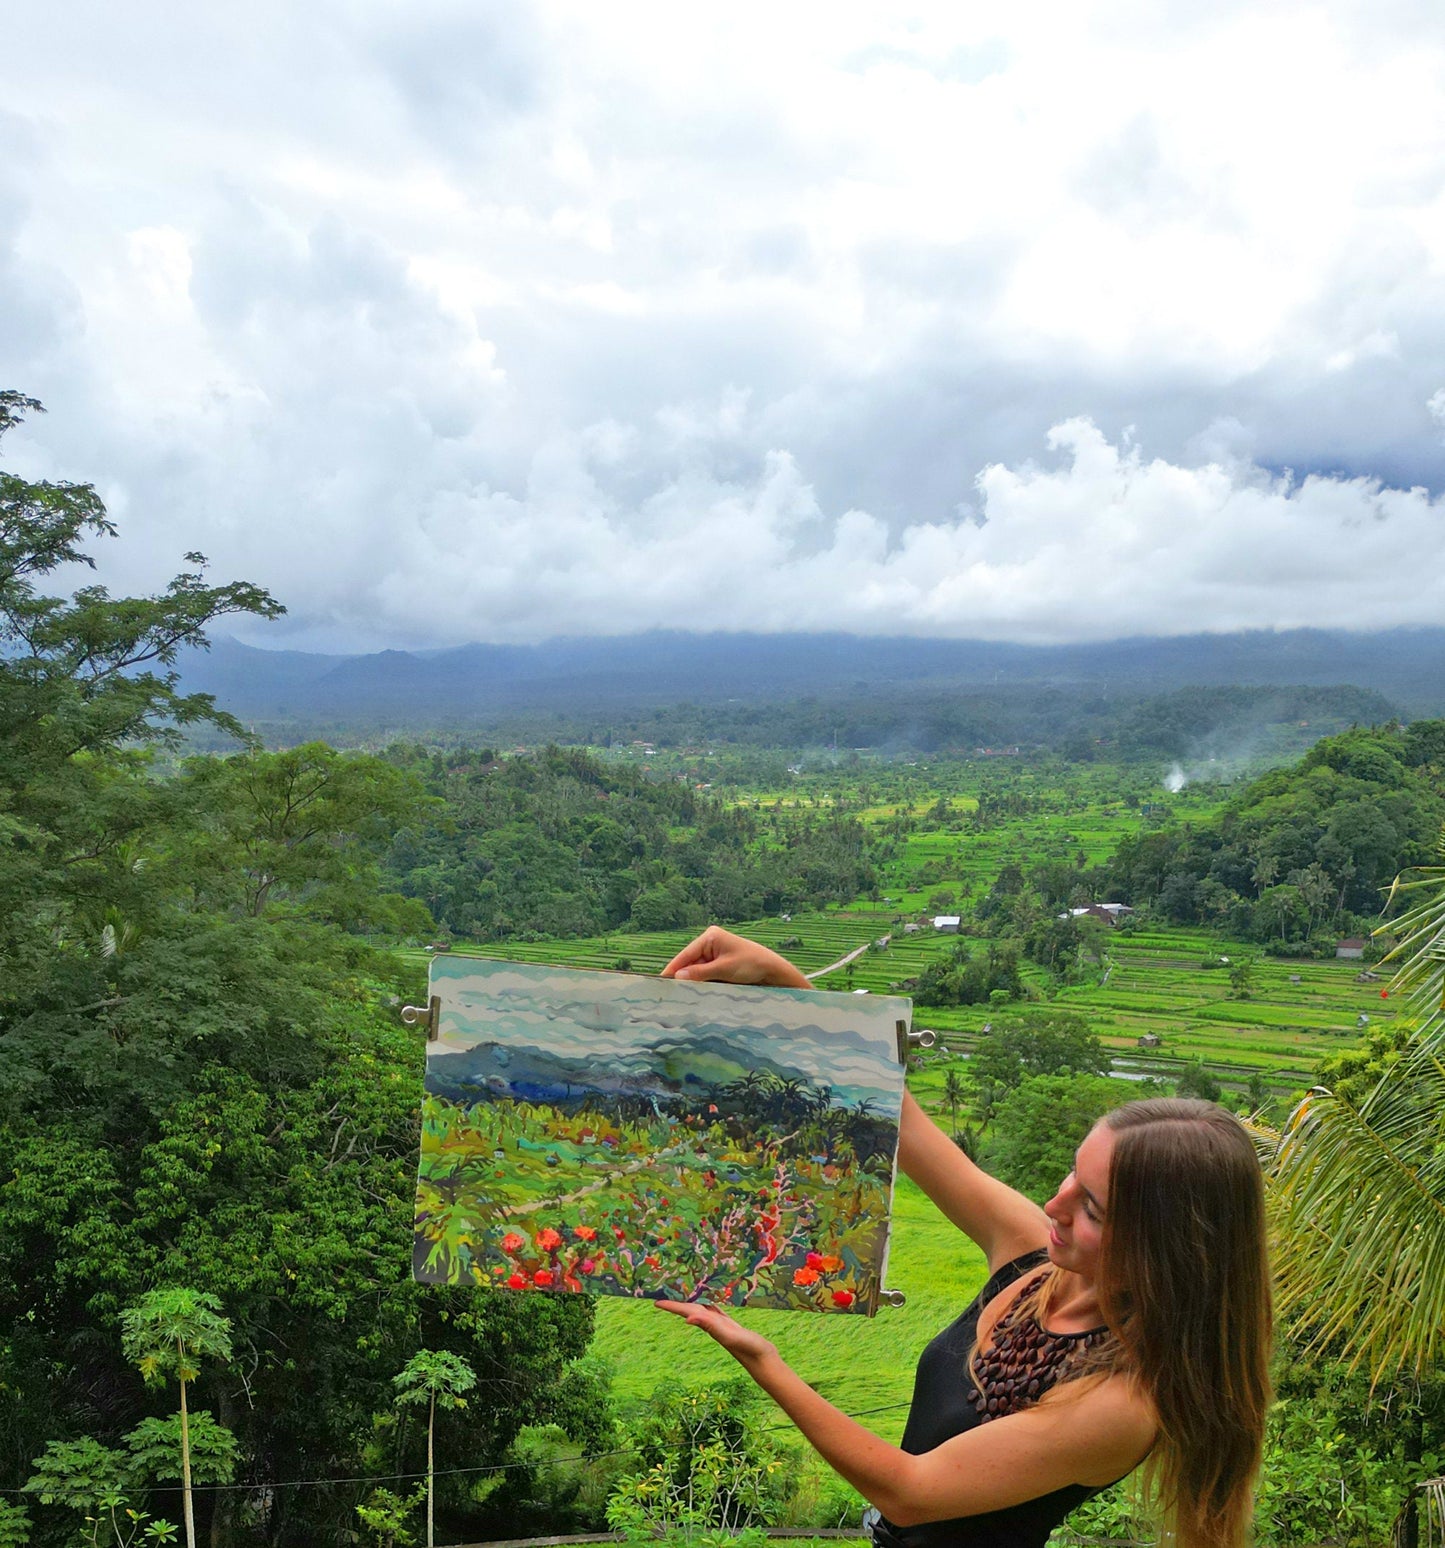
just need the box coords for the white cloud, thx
[5,1,1445,647]
[180,413,1444,648]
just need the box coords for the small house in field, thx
[932,915,961,933]
[1137,1032,1162,1049]
[1335,938,1366,960]
[1058,903,1135,927]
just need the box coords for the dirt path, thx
[808,937,885,980]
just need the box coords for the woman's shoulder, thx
[981,1247,1049,1298]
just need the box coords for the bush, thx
[608,1381,787,1535]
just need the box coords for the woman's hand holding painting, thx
[661,926,811,989]
[654,1299,780,1368]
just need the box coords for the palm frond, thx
[1376,825,1445,1015]
[1268,1030,1445,1381]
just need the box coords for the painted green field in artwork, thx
[589,1170,990,1438]
[415,1093,891,1312]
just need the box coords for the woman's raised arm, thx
[897,1091,1048,1271]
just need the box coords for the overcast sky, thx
[7,0,1445,650]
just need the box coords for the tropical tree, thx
[941,1067,966,1138]
[1265,825,1445,1381]
[119,1289,233,1548]
[393,1349,477,1548]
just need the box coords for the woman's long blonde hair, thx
[1103,1099,1273,1548]
[981,1099,1273,1548]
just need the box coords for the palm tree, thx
[394,1349,477,1548]
[942,1068,966,1138]
[120,1288,232,1548]
[1263,826,1445,1381]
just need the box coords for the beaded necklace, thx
[970,1271,1111,1422]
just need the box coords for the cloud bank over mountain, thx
[6,1,1445,648]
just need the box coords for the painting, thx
[413,956,911,1314]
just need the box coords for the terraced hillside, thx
[409,910,1388,1093]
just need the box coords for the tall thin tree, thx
[120,1289,232,1548]
[394,1350,477,1548]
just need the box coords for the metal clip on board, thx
[400,995,441,1040]
[894,1019,937,1064]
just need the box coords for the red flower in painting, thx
[793,1267,820,1287]
[644,1255,661,1271]
[500,1232,526,1254]
[535,1227,564,1252]
[831,1289,855,1309]
[820,1254,844,1272]
[614,1227,627,1241]
[507,1272,527,1290]
[805,1252,824,1270]
[573,1225,598,1242]
[533,1269,555,1288]
[581,1258,597,1274]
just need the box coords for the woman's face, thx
[1043,1122,1113,1280]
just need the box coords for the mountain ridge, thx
[179,627,1445,726]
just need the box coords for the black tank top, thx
[874,1250,1111,1548]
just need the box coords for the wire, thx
[0,1402,912,1497]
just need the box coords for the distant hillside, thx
[176,627,1442,746]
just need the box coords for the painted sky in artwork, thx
[428,955,907,1112]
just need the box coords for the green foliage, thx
[982,1074,1125,1202]
[120,1414,238,1486]
[24,1436,129,1513]
[0,1501,28,1548]
[1254,1398,1412,1545]
[393,1349,477,1410]
[1102,723,1445,946]
[0,392,283,1016]
[120,1288,232,1387]
[381,743,877,941]
[610,1381,786,1534]
[910,942,1022,1008]
[0,394,606,1545]
[1174,1058,1222,1103]
[171,743,434,931]
[1314,1021,1415,1106]
[968,1012,1110,1096]
[23,1433,182,1546]
[355,1486,424,1548]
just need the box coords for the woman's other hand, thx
[660,926,811,988]
[654,1299,780,1367]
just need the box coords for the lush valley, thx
[5,391,1445,1548]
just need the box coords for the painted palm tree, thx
[1264,827,1445,1381]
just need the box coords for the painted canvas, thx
[413,956,911,1314]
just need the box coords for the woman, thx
[655,927,1272,1548]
